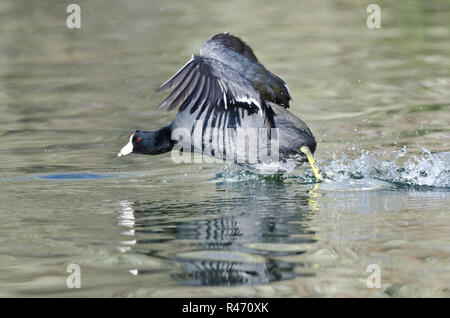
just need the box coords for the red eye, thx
[136,137,142,143]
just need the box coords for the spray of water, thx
[213,148,450,188]
[374,148,450,187]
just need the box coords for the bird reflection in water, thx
[118,200,138,276]
[117,181,320,286]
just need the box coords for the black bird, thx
[118,33,322,179]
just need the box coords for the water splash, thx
[374,149,450,188]
[213,149,450,188]
[212,165,286,183]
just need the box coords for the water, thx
[0,0,449,297]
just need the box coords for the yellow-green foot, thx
[300,146,323,182]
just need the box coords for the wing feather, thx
[200,33,291,108]
[157,55,271,124]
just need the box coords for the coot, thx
[118,33,322,180]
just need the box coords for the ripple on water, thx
[175,250,267,264]
[37,173,114,180]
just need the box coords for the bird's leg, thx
[300,146,323,182]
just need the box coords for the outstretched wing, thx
[200,33,291,108]
[157,55,273,121]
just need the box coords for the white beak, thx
[118,135,134,157]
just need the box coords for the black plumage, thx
[118,33,317,174]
